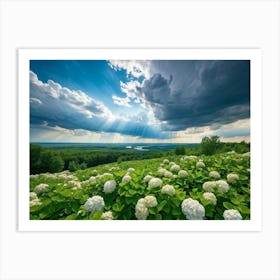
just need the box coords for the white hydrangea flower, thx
[203,192,217,205]
[169,161,176,166]
[81,180,90,187]
[181,155,197,161]
[202,181,217,193]
[178,170,188,178]
[196,161,205,168]
[34,183,49,195]
[148,178,163,188]
[159,163,164,167]
[67,175,78,181]
[143,175,153,183]
[101,172,114,179]
[57,173,68,179]
[135,199,149,220]
[181,198,205,220]
[30,198,42,207]
[84,195,105,214]
[164,170,173,178]
[101,211,113,220]
[30,174,39,179]
[227,150,236,155]
[144,195,158,208]
[163,159,169,164]
[209,171,220,179]
[88,176,96,183]
[161,185,176,196]
[170,164,180,173]
[223,209,242,220]
[30,192,38,201]
[68,180,81,190]
[40,173,56,179]
[242,152,250,157]
[127,168,135,173]
[227,173,239,184]
[158,167,167,177]
[216,180,230,194]
[103,180,117,193]
[122,174,132,183]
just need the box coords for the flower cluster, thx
[223,209,242,220]
[143,175,153,183]
[148,177,163,188]
[216,180,230,194]
[209,171,220,179]
[202,181,217,192]
[103,180,117,193]
[164,170,173,178]
[135,198,149,220]
[101,211,113,220]
[178,170,188,178]
[202,180,230,194]
[181,198,205,220]
[202,192,217,205]
[227,173,239,184]
[34,183,49,195]
[30,192,38,201]
[158,167,167,177]
[144,195,158,208]
[68,180,81,190]
[163,159,169,164]
[127,168,135,173]
[29,192,41,207]
[196,160,205,168]
[122,174,132,183]
[81,176,96,187]
[84,195,105,214]
[135,195,158,220]
[170,164,180,173]
[161,184,176,196]
[30,198,42,207]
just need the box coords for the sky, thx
[30,60,250,143]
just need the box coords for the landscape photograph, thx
[29,59,250,220]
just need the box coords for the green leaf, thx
[60,189,72,197]
[157,200,167,211]
[237,205,250,214]
[149,207,157,215]
[230,197,241,205]
[90,211,103,220]
[223,202,235,210]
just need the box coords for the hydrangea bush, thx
[29,152,250,220]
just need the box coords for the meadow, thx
[30,145,250,221]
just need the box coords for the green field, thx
[30,151,250,220]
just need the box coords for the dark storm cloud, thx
[140,60,250,130]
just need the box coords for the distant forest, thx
[30,136,250,174]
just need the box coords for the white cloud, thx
[112,95,131,107]
[120,80,141,99]
[108,60,151,79]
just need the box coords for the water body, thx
[32,142,199,152]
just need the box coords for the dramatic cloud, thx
[111,60,250,131]
[30,71,169,139]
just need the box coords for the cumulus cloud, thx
[30,71,168,139]
[108,60,151,79]
[112,95,131,107]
